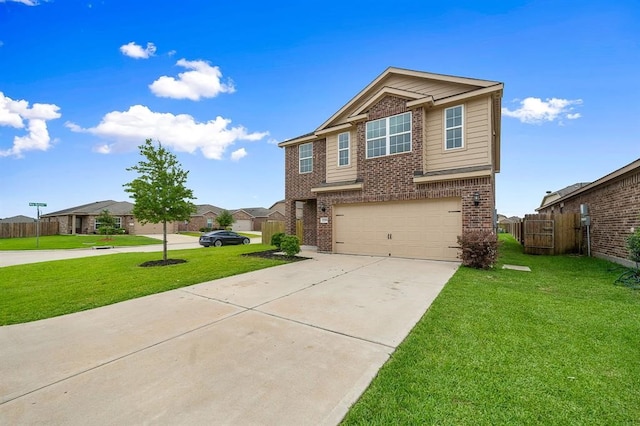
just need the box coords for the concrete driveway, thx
[0,248,458,425]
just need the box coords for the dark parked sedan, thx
[199,230,250,247]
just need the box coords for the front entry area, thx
[333,198,462,261]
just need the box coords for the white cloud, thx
[149,59,235,100]
[167,50,176,57]
[502,97,583,124]
[119,42,156,59]
[66,105,268,160]
[0,0,41,5]
[230,148,247,161]
[0,92,61,158]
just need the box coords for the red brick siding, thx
[284,139,326,244]
[539,169,640,263]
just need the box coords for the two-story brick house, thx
[279,67,503,261]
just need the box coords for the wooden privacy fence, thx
[523,213,581,255]
[261,220,305,247]
[0,222,59,238]
[499,219,523,243]
[261,221,285,246]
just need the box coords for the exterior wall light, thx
[473,192,480,207]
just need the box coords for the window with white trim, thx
[445,105,464,150]
[338,132,350,166]
[299,143,313,173]
[366,112,411,158]
[95,216,121,231]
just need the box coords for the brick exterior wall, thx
[284,95,495,252]
[538,167,640,265]
[178,212,218,232]
[284,138,326,245]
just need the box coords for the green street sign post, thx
[29,202,47,248]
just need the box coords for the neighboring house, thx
[179,204,225,232]
[40,200,181,235]
[539,182,590,209]
[269,200,286,217]
[279,67,503,261]
[231,207,286,232]
[0,215,36,223]
[537,158,640,267]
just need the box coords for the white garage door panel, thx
[334,198,461,261]
[232,220,252,232]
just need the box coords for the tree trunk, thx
[163,220,168,262]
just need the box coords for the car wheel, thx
[214,240,223,247]
[242,238,250,245]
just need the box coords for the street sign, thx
[29,202,47,207]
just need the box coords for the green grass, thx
[0,234,162,250]
[0,244,286,325]
[342,234,640,425]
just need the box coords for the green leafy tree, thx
[124,139,197,263]
[215,210,235,229]
[96,209,117,240]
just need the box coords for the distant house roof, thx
[42,200,134,217]
[537,158,640,211]
[540,182,590,207]
[193,204,225,216]
[0,215,36,223]
[233,207,274,218]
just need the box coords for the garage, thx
[333,198,462,261]
[232,220,252,232]
[133,221,166,235]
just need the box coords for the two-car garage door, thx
[333,198,461,261]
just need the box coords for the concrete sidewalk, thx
[0,251,458,425]
[0,233,238,267]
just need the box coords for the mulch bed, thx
[139,259,188,267]
[242,249,310,262]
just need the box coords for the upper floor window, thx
[299,142,313,173]
[338,132,350,166]
[445,105,464,150]
[366,112,411,158]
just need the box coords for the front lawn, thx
[0,244,287,325]
[0,234,162,250]
[342,234,640,425]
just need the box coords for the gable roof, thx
[193,204,225,216]
[540,182,591,207]
[232,207,274,218]
[279,66,503,147]
[42,200,134,217]
[0,215,36,223]
[537,158,640,211]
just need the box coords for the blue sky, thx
[1,0,638,219]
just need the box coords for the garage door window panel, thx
[366,112,412,158]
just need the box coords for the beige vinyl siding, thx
[381,75,478,100]
[330,76,482,126]
[424,96,491,172]
[326,131,357,183]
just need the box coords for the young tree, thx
[215,210,235,229]
[96,209,117,240]
[124,139,196,263]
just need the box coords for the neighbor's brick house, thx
[538,158,640,267]
[279,67,503,261]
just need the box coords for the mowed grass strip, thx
[342,234,640,425]
[0,234,162,250]
[0,244,287,325]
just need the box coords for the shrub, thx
[627,230,640,266]
[280,235,300,257]
[457,229,499,269]
[271,232,286,249]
